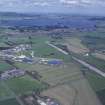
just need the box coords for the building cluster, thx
[13,55,34,64]
[0,69,25,80]
[1,44,31,55]
[39,58,63,66]
[10,44,31,53]
[0,44,31,59]
[23,95,60,105]
[37,97,60,105]
[0,44,63,66]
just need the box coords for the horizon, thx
[0,11,105,17]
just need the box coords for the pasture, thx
[0,60,13,72]
[5,75,46,94]
[0,81,14,100]
[0,98,20,105]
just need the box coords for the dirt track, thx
[41,78,102,105]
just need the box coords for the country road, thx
[72,57,105,77]
[46,41,69,55]
[47,42,105,78]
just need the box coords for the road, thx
[47,42,105,77]
[46,41,69,55]
[72,57,105,77]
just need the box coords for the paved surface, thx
[72,57,105,77]
[46,41,69,55]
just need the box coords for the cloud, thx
[60,0,105,7]
[0,0,51,7]
[0,0,105,15]
[0,0,105,8]
[32,2,50,6]
[60,0,78,4]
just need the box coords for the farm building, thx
[47,60,62,65]
[22,95,60,105]
[12,44,31,52]
[37,96,61,105]
[0,69,25,80]
[39,58,63,66]
[13,55,34,64]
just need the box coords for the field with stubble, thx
[65,37,89,54]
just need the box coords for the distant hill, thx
[89,17,105,21]
[0,12,36,18]
[0,12,103,28]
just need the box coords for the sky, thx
[0,0,105,15]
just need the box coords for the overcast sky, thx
[0,0,105,15]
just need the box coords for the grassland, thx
[11,35,71,61]
[15,62,83,86]
[0,98,20,105]
[97,89,105,105]
[32,44,71,61]
[85,71,105,91]
[85,71,105,105]
[78,55,105,72]
[0,81,14,100]
[0,42,10,47]
[81,34,105,51]
[5,75,46,94]
[0,60,13,72]
[30,36,72,62]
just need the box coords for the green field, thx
[72,53,105,91]
[10,35,71,61]
[32,43,71,61]
[97,89,105,105]
[14,35,72,62]
[0,98,20,105]
[5,75,46,94]
[0,61,13,72]
[82,55,105,72]
[0,42,10,47]
[72,53,105,72]
[85,71,105,105]
[85,71,105,91]
[15,62,83,86]
[0,81,14,100]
